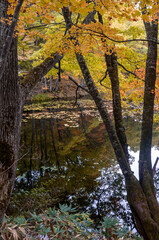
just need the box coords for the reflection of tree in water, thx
[154,169,159,200]
[49,114,61,173]
[17,108,111,185]
[88,167,133,228]
[14,108,116,218]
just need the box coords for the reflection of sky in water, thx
[130,146,159,179]
[90,146,159,227]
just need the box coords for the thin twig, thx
[117,62,143,81]
[73,23,159,44]
[68,75,90,93]
[54,65,64,73]
[153,157,159,176]
[25,22,65,31]
[99,69,111,90]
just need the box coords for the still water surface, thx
[12,99,159,228]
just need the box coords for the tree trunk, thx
[105,52,129,159]
[139,19,159,228]
[97,12,129,160]
[0,0,23,222]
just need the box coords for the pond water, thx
[9,99,159,229]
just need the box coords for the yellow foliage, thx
[14,0,158,104]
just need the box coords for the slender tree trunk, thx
[139,19,159,226]
[98,12,129,160]
[105,52,129,159]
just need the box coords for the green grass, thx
[33,93,50,103]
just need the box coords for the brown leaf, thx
[18,226,26,235]
[7,228,20,240]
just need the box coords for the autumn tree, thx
[61,2,159,239]
[0,0,159,239]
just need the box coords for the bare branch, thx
[75,13,80,24]
[74,24,159,44]
[54,64,64,73]
[68,75,89,93]
[117,62,143,81]
[0,151,29,175]
[99,69,111,89]
[74,86,79,105]
[58,60,61,82]
[68,75,90,105]
[25,22,65,31]
[153,157,159,177]
[82,10,96,24]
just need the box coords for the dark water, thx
[9,99,159,229]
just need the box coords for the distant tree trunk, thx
[50,75,53,92]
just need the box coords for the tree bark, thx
[139,18,159,227]
[0,1,23,222]
[0,0,24,81]
[104,52,129,159]
[97,12,129,160]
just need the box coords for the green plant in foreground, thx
[0,215,28,240]
[0,204,143,240]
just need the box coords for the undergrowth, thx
[0,204,142,240]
